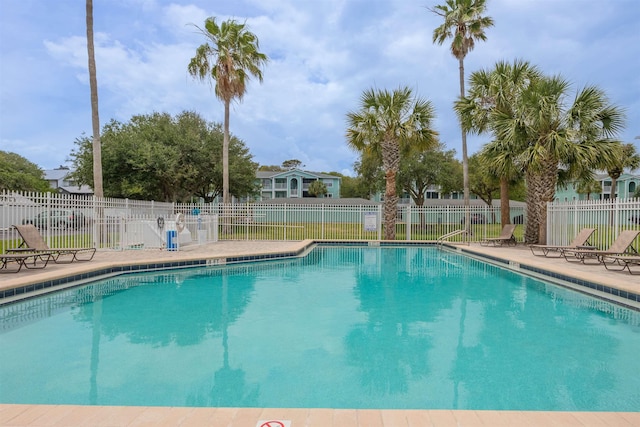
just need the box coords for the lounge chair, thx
[0,252,53,273]
[529,228,596,257]
[8,224,96,263]
[561,230,640,264]
[601,255,640,274]
[480,224,517,247]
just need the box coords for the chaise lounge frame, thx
[561,230,640,265]
[529,228,596,257]
[8,224,96,263]
[0,252,53,273]
[601,255,640,274]
[480,224,517,247]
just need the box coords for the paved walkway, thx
[1,240,639,426]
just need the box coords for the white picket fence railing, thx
[1,190,535,250]
[2,191,638,251]
[546,198,640,250]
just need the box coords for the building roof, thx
[253,197,525,207]
[412,199,527,207]
[254,197,378,206]
[43,167,94,196]
[592,171,640,181]
[44,168,71,181]
[58,185,94,195]
[256,169,341,180]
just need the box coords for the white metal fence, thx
[2,190,638,252]
[1,190,532,251]
[546,198,640,251]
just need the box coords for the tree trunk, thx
[526,156,559,245]
[538,157,559,245]
[610,176,618,200]
[500,177,510,225]
[609,174,619,225]
[86,0,103,198]
[459,57,470,232]
[223,99,230,204]
[384,170,398,241]
[381,136,400,240]
[86,0,104,248]
[524,170,540,244]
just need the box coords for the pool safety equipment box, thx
[166,230,178,251]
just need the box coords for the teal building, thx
[256,169,341,200]
[555,171,640,201]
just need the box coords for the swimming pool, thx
[1,245,639,411]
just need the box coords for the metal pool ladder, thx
[436,229,469,248]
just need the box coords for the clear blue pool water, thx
[1,246,639,411]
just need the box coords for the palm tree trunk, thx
[86,0,103,198]
[382,137,400,240]
[524,170,540,244]
[610,176,618,200]
[384,170,398,241]
[525,156,558,244]
[537,157,559,245]
[458,57,470,232]
[86,0,104,249]
[609,175,618,225]
[500,177,510,225]
[223,99,230,204]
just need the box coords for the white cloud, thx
[1,0,639,174]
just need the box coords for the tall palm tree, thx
[604,143,640,199]
[346,87,439,240]
[456,60,541,226]
[431,0,494,228]
[188,18,268,204]
[86,0,103,198]
[492,77,625,244]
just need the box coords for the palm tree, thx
[188,18,268,204]
[346,87,439,240]
[575,176,602,200]
[431,0,494,228]
[492,77,625,244]
[604,143,640,199]
[458,64,625,243]
[478,142,523,225]
[456,60,541,226]
[86,0,103,198]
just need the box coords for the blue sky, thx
[1,0,639,176]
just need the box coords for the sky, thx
[1,0,639,177]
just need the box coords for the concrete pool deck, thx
[1,240,639,426]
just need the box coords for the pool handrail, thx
[436,229,469,247]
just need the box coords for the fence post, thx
[614,198,620,237]
[284,203,287,241]
[377,205,382,240]
[406,206,411,241]
[45,192,52,247]
[321,204,325,239]
[92,195,97,249]
[358,205,362,240]
[245,202,249,241]
[119,215,124,251]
